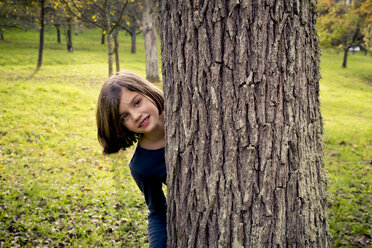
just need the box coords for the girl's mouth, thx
[139,116,150,128]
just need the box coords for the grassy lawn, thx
[320,50,371,247]
[0,28,149,247]
[0,28,371,247]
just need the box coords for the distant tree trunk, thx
[37,0,45,70]
[74,24,79,35]
[55,24,61,43]
[0,29,4,40]
[343,48,349,68]
[66,19,73,52]
[114,30,120,73]
[106,3,114,78]
[107,31,114,76]
[142,0,159,82]
[101,33,105,44]
[131,26,137,54]
[160,1,329,247]
[361,46,368,55]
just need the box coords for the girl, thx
[96,71,167,248]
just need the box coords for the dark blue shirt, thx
[129,145,167,248]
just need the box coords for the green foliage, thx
[120,0,143,36]
[61,0,127,33]
[0,27,371,247]
[0,0,40,31]
[359,0,372,52]
[317,0,364,50]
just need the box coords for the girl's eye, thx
[121,114,129,121]
[135,99,141,106]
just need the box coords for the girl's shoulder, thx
[129,144,165,167]
[129,144,166,177]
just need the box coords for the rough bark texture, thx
[142,0,159,82]
[159,1,329,247]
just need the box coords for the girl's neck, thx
[138,112,165,150]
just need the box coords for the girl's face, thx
[118,88,161,135]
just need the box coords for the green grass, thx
[0,28,371,247]
[319,50,372,247]
[0,27,149,247]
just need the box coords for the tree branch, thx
[109,0,128,34]
[61,0,104,30]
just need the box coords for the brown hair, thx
[96,71,164,154]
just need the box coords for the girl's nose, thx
[133,111,141,122]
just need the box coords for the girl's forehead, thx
[120,88,139,103]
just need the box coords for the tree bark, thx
[66,20,73,52]
[101,33,105,44]
[342,48,349,68]
[36,0,45,70]
[159,1,329,247]
[131,25,137,54]
[55,24,61,43]
[142,0,159,82]
[114,30,120,73]
[107,31,114,76]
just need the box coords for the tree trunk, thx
[74,24,79,35]
[159,1,329,247]
[66,20,73,52]
[114,31,120,73]
[0,28,4,40]
[101,33,105,44]
[107,32,114,76]
[142,0,159,82]
[342,48,349,68]
[131,26,136,54]
[36,0,45,70]
[55,24,61,43]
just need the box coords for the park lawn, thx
[319,50,371,247]
[0,28,150,247]
[0,28,371,247]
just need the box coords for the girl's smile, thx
[139,116,150,128]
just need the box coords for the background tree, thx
[62,0,128,75]
[49,0,79,51]
[160,1,329,247]
[113,28,120,72]
[120,0,143,54]
[359,0,372,52]
[0,0,39,40]
[0,0,77,67]
[317,0,370,67]
[142,0,159,82]
[36,0,62,69]
[36,0,45,70]
[101,30,105,44]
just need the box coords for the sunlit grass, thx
[0,27,149,247]
[319,49,372,247]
